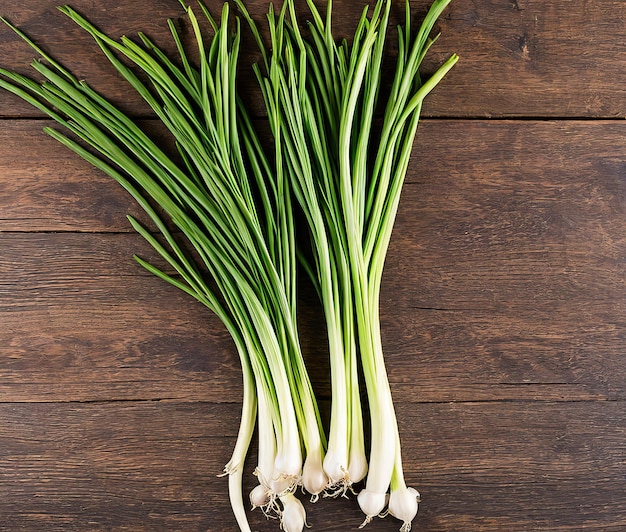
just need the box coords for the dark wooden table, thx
[0,1,625,530]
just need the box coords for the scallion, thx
[0,4,327,530]
[0,1,457,530]
[236,0,457,530]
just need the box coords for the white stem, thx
[322,302,350,485]
[347,319,367,484]
[388,486,420,532]
[388,416,420,531]
[241,284,302,488]
[222,344,256,531]
[228,468,251,532]
[303,445,328,498]
[256,382,278,487]
[356,278,397,519]
[251,372,282,519]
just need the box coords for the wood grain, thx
[0,0,625,530]
[2,120,625,405]
[1,1,626,118]
[0,402,623,530]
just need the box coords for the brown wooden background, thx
[1,0,625,530]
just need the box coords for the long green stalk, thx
[235,0,369,496]
[0,4,327,530]
[237,1,457,530]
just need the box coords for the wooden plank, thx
[0,232,243,403]
[3,118,626,232]
[0,228,624,403]
[0,401,624,530]
[0,1,626,118]
[427,0,626,118]
[0,401,245,530]
[1,223,624,402]
[399,401,626,531]
[0,121,153,232]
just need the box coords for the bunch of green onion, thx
[0,1,456,530]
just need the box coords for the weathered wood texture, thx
[2,120,626,405]
[0,402,623,531]
[1,0,626,118]
[0,0,625,531]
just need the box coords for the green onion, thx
[236,0,457,530]
[0,1,457,530]
[0,4,327,530]
[235,0,368,498]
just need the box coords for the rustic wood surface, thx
[0,1,625,531]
